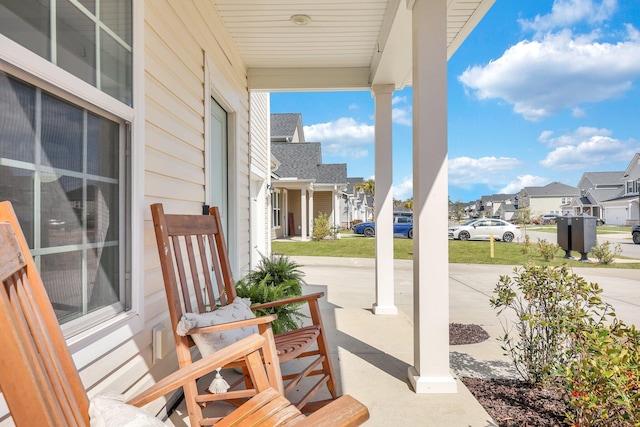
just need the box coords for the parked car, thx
[633,224,640,244]
[353,214,413,238]
[539,214,558,225]
[448,218,521,242]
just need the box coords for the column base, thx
[372,304,398,315]
[408,366,457,393]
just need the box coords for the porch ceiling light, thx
[290,14,311,25]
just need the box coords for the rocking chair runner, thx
[0,200,369,426]
[150,203,338,422]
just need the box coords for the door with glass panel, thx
[210,97,228,236]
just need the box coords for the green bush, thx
[590,240,622,265]
[491,264,615,385]
[537,238,559,261]
[563,321,640,426]
[235,254,307,334]
[520,234,532,256]
[312,212,332,241]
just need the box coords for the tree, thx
[403,198,413,210]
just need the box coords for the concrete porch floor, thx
[167,256,640,426]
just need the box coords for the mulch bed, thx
[450,323,570,426]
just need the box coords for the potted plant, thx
[235,254,307,334]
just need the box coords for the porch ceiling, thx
[212,0,495,91]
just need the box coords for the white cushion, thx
[176,297,258,356]
[89,393,167,427]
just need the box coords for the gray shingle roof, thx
[346,177,365,194]
[271,141,346,184]
[524,182,579,197]
[271,113,305,142]
[581,171,624,187]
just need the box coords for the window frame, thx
[272,190,282,228]
[0,0,144,370]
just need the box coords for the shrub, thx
[235,254,306,334]
[537,238,559,261]
[589,240,622,264]
[490,264,615,385]
[520,234,532,256]
[563,321,640,426]
[312,212,332,241]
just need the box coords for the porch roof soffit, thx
[210,0,495,91]
[272,179,315,190]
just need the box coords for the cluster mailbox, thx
[556,215,597,261]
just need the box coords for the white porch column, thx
[333,186,340,228]
[308,188,314,238]
[408,0,456,393]
[372,84,398,315]
[301,188,308,241]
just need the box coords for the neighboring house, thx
[600,153,640,225]
[515,182,579,217]
[0,1,495,418]
[341,177,374,228]
[270,114,347,240]
[496,203,517,222]
[479,193,514,218]
[570,171,624,222]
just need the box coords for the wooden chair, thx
[150,203,338,423]
[0,200,369,426]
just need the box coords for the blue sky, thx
[270,0,640,203]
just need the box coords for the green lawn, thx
[272,236,640,269]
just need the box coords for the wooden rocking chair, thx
[150,203,339,423]
[0,200,369,426]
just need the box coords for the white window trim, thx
[0,1,144,370]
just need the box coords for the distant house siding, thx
[313,192,333,221]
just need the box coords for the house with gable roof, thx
[600,153,640,225]
[515,182,579,217]
[570,171,624,222]
[338,177,370,228]
[270,113,348,240]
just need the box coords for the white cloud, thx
[519,0,618,33]
[540,133,639,170]
[458,26,640,120]
[304,117,374,158]
[499,175,550,194]
[392,106,412,126]
[393,176,413,201]
[538,126,612,147]
[449,156,521,188]
[392,96,407,105]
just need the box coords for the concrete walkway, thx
[168,258,640,426]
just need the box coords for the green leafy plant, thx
[589,240,622,265]
[312,212,332,241]
[520,234,532,256]
[490,264,615,385]
[235,254,307,334]
[537,238,559,261]
[563,321,640,426]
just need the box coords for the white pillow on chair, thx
[176,297,258,356]
[89,393,167,427]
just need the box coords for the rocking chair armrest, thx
[187,314,278,335]
[127,334,268,408]
[250,292,325,310]
[302,394,370,427]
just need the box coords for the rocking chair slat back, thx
[0,201,89,426]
